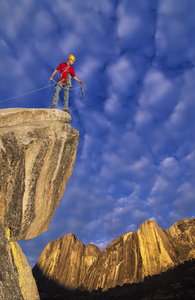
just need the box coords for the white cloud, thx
[33,10,56,37]
[166,69,195,131]
[156,0,195,64]
[59,34,81,57]
[107,56,137,92]
[80,56,101,84]
[134,69,177,132]
[159,157,181,178]
[183,151,195,176]
[132,209,151,222]
[129,156,151,175]
[1,2,32,39]
[117,13,141,39]
[116,0,156,49]
[104,94,121,115]
[81,134,92,160]
[93,0,114,14]
[138,69,174,107]
[134,109,152,128]
[151,176,169,195]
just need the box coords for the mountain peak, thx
[33,218,195,293]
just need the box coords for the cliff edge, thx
[0,108,79,299]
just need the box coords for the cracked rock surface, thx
[0,108,79,241]
[33,219,195,293]
[0,108,79,299]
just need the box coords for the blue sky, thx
[1,0,195,267]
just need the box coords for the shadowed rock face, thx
[33,233,101,292]
[0,108,79,241]
[33,218,195,293]
[0,108,79,300]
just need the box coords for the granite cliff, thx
[0,108,79,300]
[33,218,195,295]
[33,233,101,293]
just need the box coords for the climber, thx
[49,55,83,114]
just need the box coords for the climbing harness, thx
[58,75,72,87]
[53,79,87,99]
[58,64,72,86]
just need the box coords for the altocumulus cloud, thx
[0,0,195,266]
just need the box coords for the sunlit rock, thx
[33,218,195,293]
[0,108,79,241]
[0,108,79,299]
[0,224,39,300]
[33,233,101,292]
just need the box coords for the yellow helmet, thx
[68,55,76,62]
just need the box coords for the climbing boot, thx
[63,109,70,114]
[50,105,55,109]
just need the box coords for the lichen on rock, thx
[0,108,79,241]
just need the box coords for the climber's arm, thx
[73,76,83,84]
[49,69,58,80]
